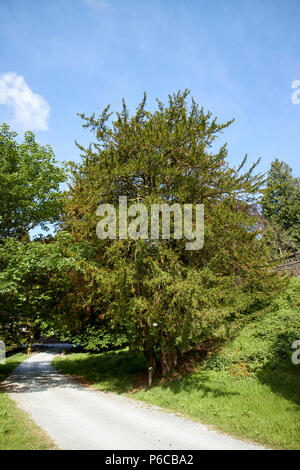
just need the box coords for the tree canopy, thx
[0,124,66,240]
[0,124,67,351]
[63,90,281,374]
[262,158,300,255]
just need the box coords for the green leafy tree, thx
[262,159,300,255]
[0,238,60,351]
[0,231,124,353]
[0,123,66,240]
[64,90,281,374]
[0,124,67,350]
[0,233,88,352]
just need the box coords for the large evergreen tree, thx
[64,91,281,374]
[262,159,300,255]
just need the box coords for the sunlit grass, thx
[54,349,147,393]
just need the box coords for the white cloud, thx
[0,72,50,131]
[84,0,110,10]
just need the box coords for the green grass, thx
[53,349,147,393]
[133,365,300,450]
[203,277,300,375]
[0,352,27,381]
[0,353,56,450]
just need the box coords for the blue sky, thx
[0,0,300,178]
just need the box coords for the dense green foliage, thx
[202,277,300,373]
[0,124,66,240]
[0,237,68,345]
[63,91,282,373]
[262,159,300,255]
[60,325,128,352]
[0,232,128,351]
[0,124,66,349]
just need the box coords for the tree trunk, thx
[143,343,158,370]
[27,331,34,355]
[159,350,178,376]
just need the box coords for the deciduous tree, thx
[0,124,66,240]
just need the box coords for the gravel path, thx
[2,352,264,450]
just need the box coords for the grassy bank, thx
[53,279,300,450]
[0,353,55,450]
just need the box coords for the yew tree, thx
[65,91,281,374]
